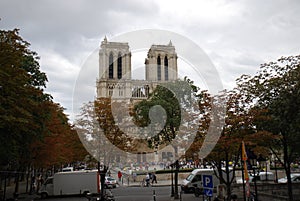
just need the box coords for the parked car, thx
[236,175,254,184]
[257,171,274,181]
[278,173,300,183]
[105,176,117,188]
[236,171,275,184]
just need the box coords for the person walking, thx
[117,171,122,182]
[145,173,151,187]
[151,173,157,184]
[132,172,137,182]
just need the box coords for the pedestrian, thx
[151,173,157,184]
[145,173,150,187]
[118,171,122,182]
[132,172,137,182]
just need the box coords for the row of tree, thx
[2,27,299,200]
[0,29,88,175]
[78,54,300,200]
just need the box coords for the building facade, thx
[96,37,179,164]
[97,37,178,100]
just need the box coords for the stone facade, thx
[96,37,178,100]
[96,37,178,164]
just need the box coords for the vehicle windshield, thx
[107,177,115,181]
[186,174,194,181]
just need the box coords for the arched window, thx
[157,56,161,81]
[164,56,168,81]
[117,52,122,79]
[109,52,114,79]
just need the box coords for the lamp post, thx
[257,155,267,181]
[249,158,258,201]
[274,160,278,183]
[170,164,174,197]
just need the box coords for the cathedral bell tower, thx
[97,37,132,98]
[145,40,178,81]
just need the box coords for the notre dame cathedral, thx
[96,36,178,100]
[96,37,179,164]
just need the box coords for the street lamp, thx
[170,164,175,197]
[257,155,267,181]
[249,157,258,201]
[274,160,278,183]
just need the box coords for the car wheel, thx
[194,188,202,197]
[41,192,48,199]
[189,187,195,193]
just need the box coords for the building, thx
[96,37,179,164]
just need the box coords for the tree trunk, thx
[174,160,179,199]
[283,141,293,201]
[14,171,19,198]
[225,152,232,201]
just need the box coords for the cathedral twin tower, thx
[97,37,178,100]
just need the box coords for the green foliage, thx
[155,168,194,174]
[237,55,300,200]
[0,29,49,166]
[132,79,195,149]
[237,55,300,161]
[0,28,82,171]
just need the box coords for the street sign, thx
[204,188,213,197]
[203,175,214,189]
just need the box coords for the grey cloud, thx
[1,0,300,120]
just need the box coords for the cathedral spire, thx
[168,40,173,46]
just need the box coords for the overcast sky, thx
[1,0,300,122]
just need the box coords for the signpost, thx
[203,175,213,200]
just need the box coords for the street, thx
[32,186,203,201]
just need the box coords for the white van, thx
[39,170,100,198]
[181,169,219,193]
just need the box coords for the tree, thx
[31,101,88,168]
[132,78,200,199]
[0,28,49,170]
[1,28,87,183]
[75,100,129,167]
[237,55,300,201]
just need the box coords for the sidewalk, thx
[119,179,172,187]
[1,181,39,201]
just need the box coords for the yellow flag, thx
[242,141,249,181]
[242,141,248,161]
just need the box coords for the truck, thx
[39,170,100,198]
[181,168,234,196]
[181,169,218,194]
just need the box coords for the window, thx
[117,52,122,79]
[142,152,147,162]
[45,178,53,185]
[137,152,142,163]
[164,56,168,81]
[108,90,113,96]
[157,56,161,81]
[192,175,202,182]
[109,52,113,79]
[119,89,123,96]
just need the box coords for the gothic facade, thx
[96,37,179,164]
[96,37,178,100]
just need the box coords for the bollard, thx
[179,190,182,201]
[153,190,156,201]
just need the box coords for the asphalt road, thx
[33,186,206,201]
[111,186,201,201]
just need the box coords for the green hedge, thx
[155,168,194,174]
[132,168,194,175]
